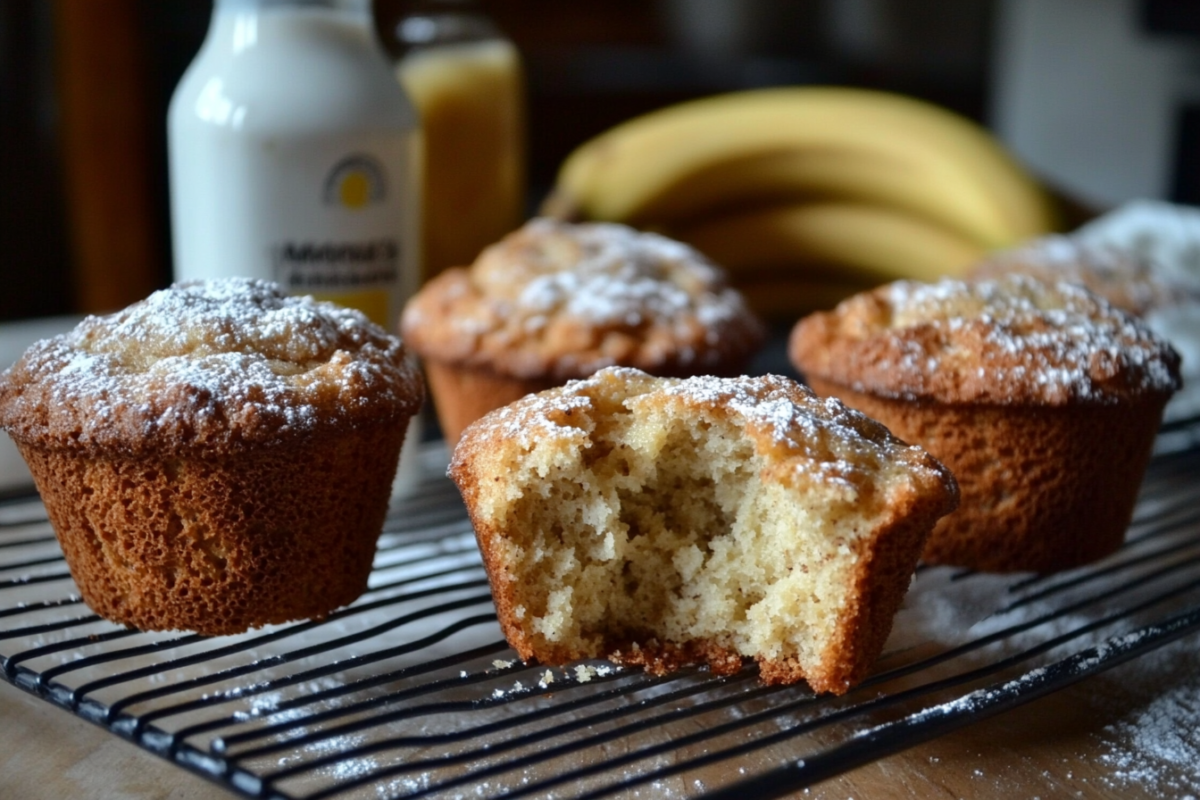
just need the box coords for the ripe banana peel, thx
[550,86,1059,250]
[670,202,987,286]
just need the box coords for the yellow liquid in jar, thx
[398,39,525,282]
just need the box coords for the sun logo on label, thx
[323,155,387,210]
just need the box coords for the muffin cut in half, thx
[450,367,958,694]
[0,279,425,635]
[790,275,1182,573]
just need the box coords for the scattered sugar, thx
[1100,689,1200,790]
[880,550,1200,797]
[1093,638,1200,795]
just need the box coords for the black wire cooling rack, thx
[2,420,1199,800]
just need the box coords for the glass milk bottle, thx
[392,0,525,282]
[168,0,424,494]
[168,0,421,331]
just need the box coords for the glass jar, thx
[392,0,526,282]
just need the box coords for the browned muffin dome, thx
[0,278,424,634]
[401,218,765,444]
[449,367,957,694]
[789,275,1182,573]
[1,278,422,451]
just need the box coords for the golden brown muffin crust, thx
[17,421,405,634]
[401,218,765,380]
[804,379,1168,572]
[0,279,424,455]
[789,275,1182,407]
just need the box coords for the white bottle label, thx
[268,149,415,328]
[172,130,420,329]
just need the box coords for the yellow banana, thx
[553,87,1058,249]
[616,147,1006,249]
[670,201,988,286]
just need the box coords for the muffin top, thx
[974,216,1200,422]
[400,218,764,380]
[968,235,1193,317]
[0,278,424,455]
[452,366,957,506]
[789,276,1182,406]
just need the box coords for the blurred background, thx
[3,0,1200,322]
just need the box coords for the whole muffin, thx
[0,279,424,634]
[789,276,1182,573]
[450,367,958,694]
[400,218,764,445]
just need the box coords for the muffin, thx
[400,218,764,445]
[0,279,424,634]
[789,276,1182,573]
[449,367,958,694]
[969,235,1188,317]
[973,222,1200,423]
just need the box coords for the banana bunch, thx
[544,86,1060,318]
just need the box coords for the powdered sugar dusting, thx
[877,276,1182,403]
[1094,637,1200,796]
[475,386,595,453]
[455,367,952,499]
[403,218,763,379]
[479,219,747,331]
[0,278,423,451]
[974,234,1185,317]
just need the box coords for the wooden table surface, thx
[3,639,1197,800]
